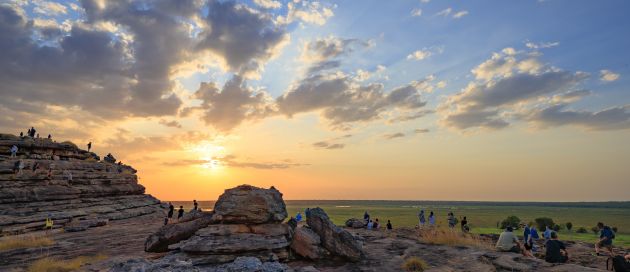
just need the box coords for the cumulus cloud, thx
[407,47,443,61]
[280,0,335,26]
[192,75,276,132]
[253,0,282,9]
[440,48,588,130]
[196,0,290,77]
[33,1,68,16]
[301,36,370,63]
[527,104,630,131]
[600,70,620,82]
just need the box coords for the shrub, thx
[566,222,573,231]
[402,257,429,272]
[418,228,492,249]
[0,234,54,251]
[534,217,555,231]
[576,227,588,233]
[552,224,561,232]
[612,227,618,233]
[500,216,521,230]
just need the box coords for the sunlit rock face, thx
[0,133,165,235]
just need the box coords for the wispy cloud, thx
[411,8,422,17]
[384,132,405,140]
[600,70,620,82]
[453,10,468,18]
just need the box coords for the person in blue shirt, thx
[595,222,615,256]
[523,224,531,244]
[295,212,303,222]
[528,226,540,252]
[543,226,552,241]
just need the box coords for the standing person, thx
[295,212,303,222]
[364,211,370,223]
[418,210,426,227]
[87,142,92,152]
[17,160,24,175]
[13,160,20,175]
[447,212,456,229]
[164,217,168,226]
[47,134,51,139]
[10,145,18,158]
[367,220,374,230]
[461,216,469,232]
[20,132,23,137]
[523,224,531,245]
[428,211,436,227]
[545,232,568,263]
[193,200,198,211]
[167,202,174,222]
[595,222,615,256]
[386,220,393,230]
[374,218,380,229]
[544,226,552,241]
[45,214,54,234]
[177,206,184,221]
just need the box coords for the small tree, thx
[535,217,555,231]
[500,216,521,230]
[566,222,573,231]
[552,224,561,232]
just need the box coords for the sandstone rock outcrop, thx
[306,207,364,262]
[290,226,328,260]
[145,212,214,252]
[0,133,164,235]
[212,185,287,224]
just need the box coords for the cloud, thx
[33,1,68,16]
[196,0,290,77]
[411,8,422,17]
[420,0,430,3]
[171,156,308,169]
[301,36,370,63]
[192,75,276,132]
[551,90,591,104]
[600,70,620,82]
[159,119,183,129]
[414,128,430,133]
[407,47,443,61]
[452,10,468,18]
[277,73,430,128]
[525,41,560,49]
[436,8,452,17]
[253,0,282,9]
[280,0,335,26]
[527,104,630,131]
[312,141,345,149]
[440,48,588,130]
[384,132,405,140]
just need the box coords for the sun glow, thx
[189,141,226,170]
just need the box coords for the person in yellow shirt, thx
[45,214,53,234]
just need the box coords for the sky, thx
[1,0,629,201]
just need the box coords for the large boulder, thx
[306,208,364,262]
[145,215,213,252]
[345,218,365,229]
[290,227,328,260]
[212,185,287,224]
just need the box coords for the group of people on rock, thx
[18,127,52,140]
[496,221,619,264]
[417,210,470,232]
[164,200,200,225]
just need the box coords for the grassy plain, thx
[175,200,630,247]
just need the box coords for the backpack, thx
[607,256,630,272]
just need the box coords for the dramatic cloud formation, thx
[192,75,276,132]
[440,48,588,130]
[600,69,620,82]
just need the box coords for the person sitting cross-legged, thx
[545,231,569,263]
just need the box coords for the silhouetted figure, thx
[19,132,23,137]
[545,231,568,263]
[87,142,92,152]
[374,218,380,229]
[164,217,168,226]
[193,200,198,211]
[418,210,426,227]
[10,145,18,158]
[448,212,456,228]
[461,216,469,232]
[387,220,393,230]
[364,211,370,222]
[104,153,116,163]
[177,206,184,220]
[13,161,20,174]
[428,211,436,226]
[47,134,51,139]
[167,202,174,221]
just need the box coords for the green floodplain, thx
[172,200,630,247]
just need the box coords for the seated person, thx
[496,227,522,254]
[545,231,569,263]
